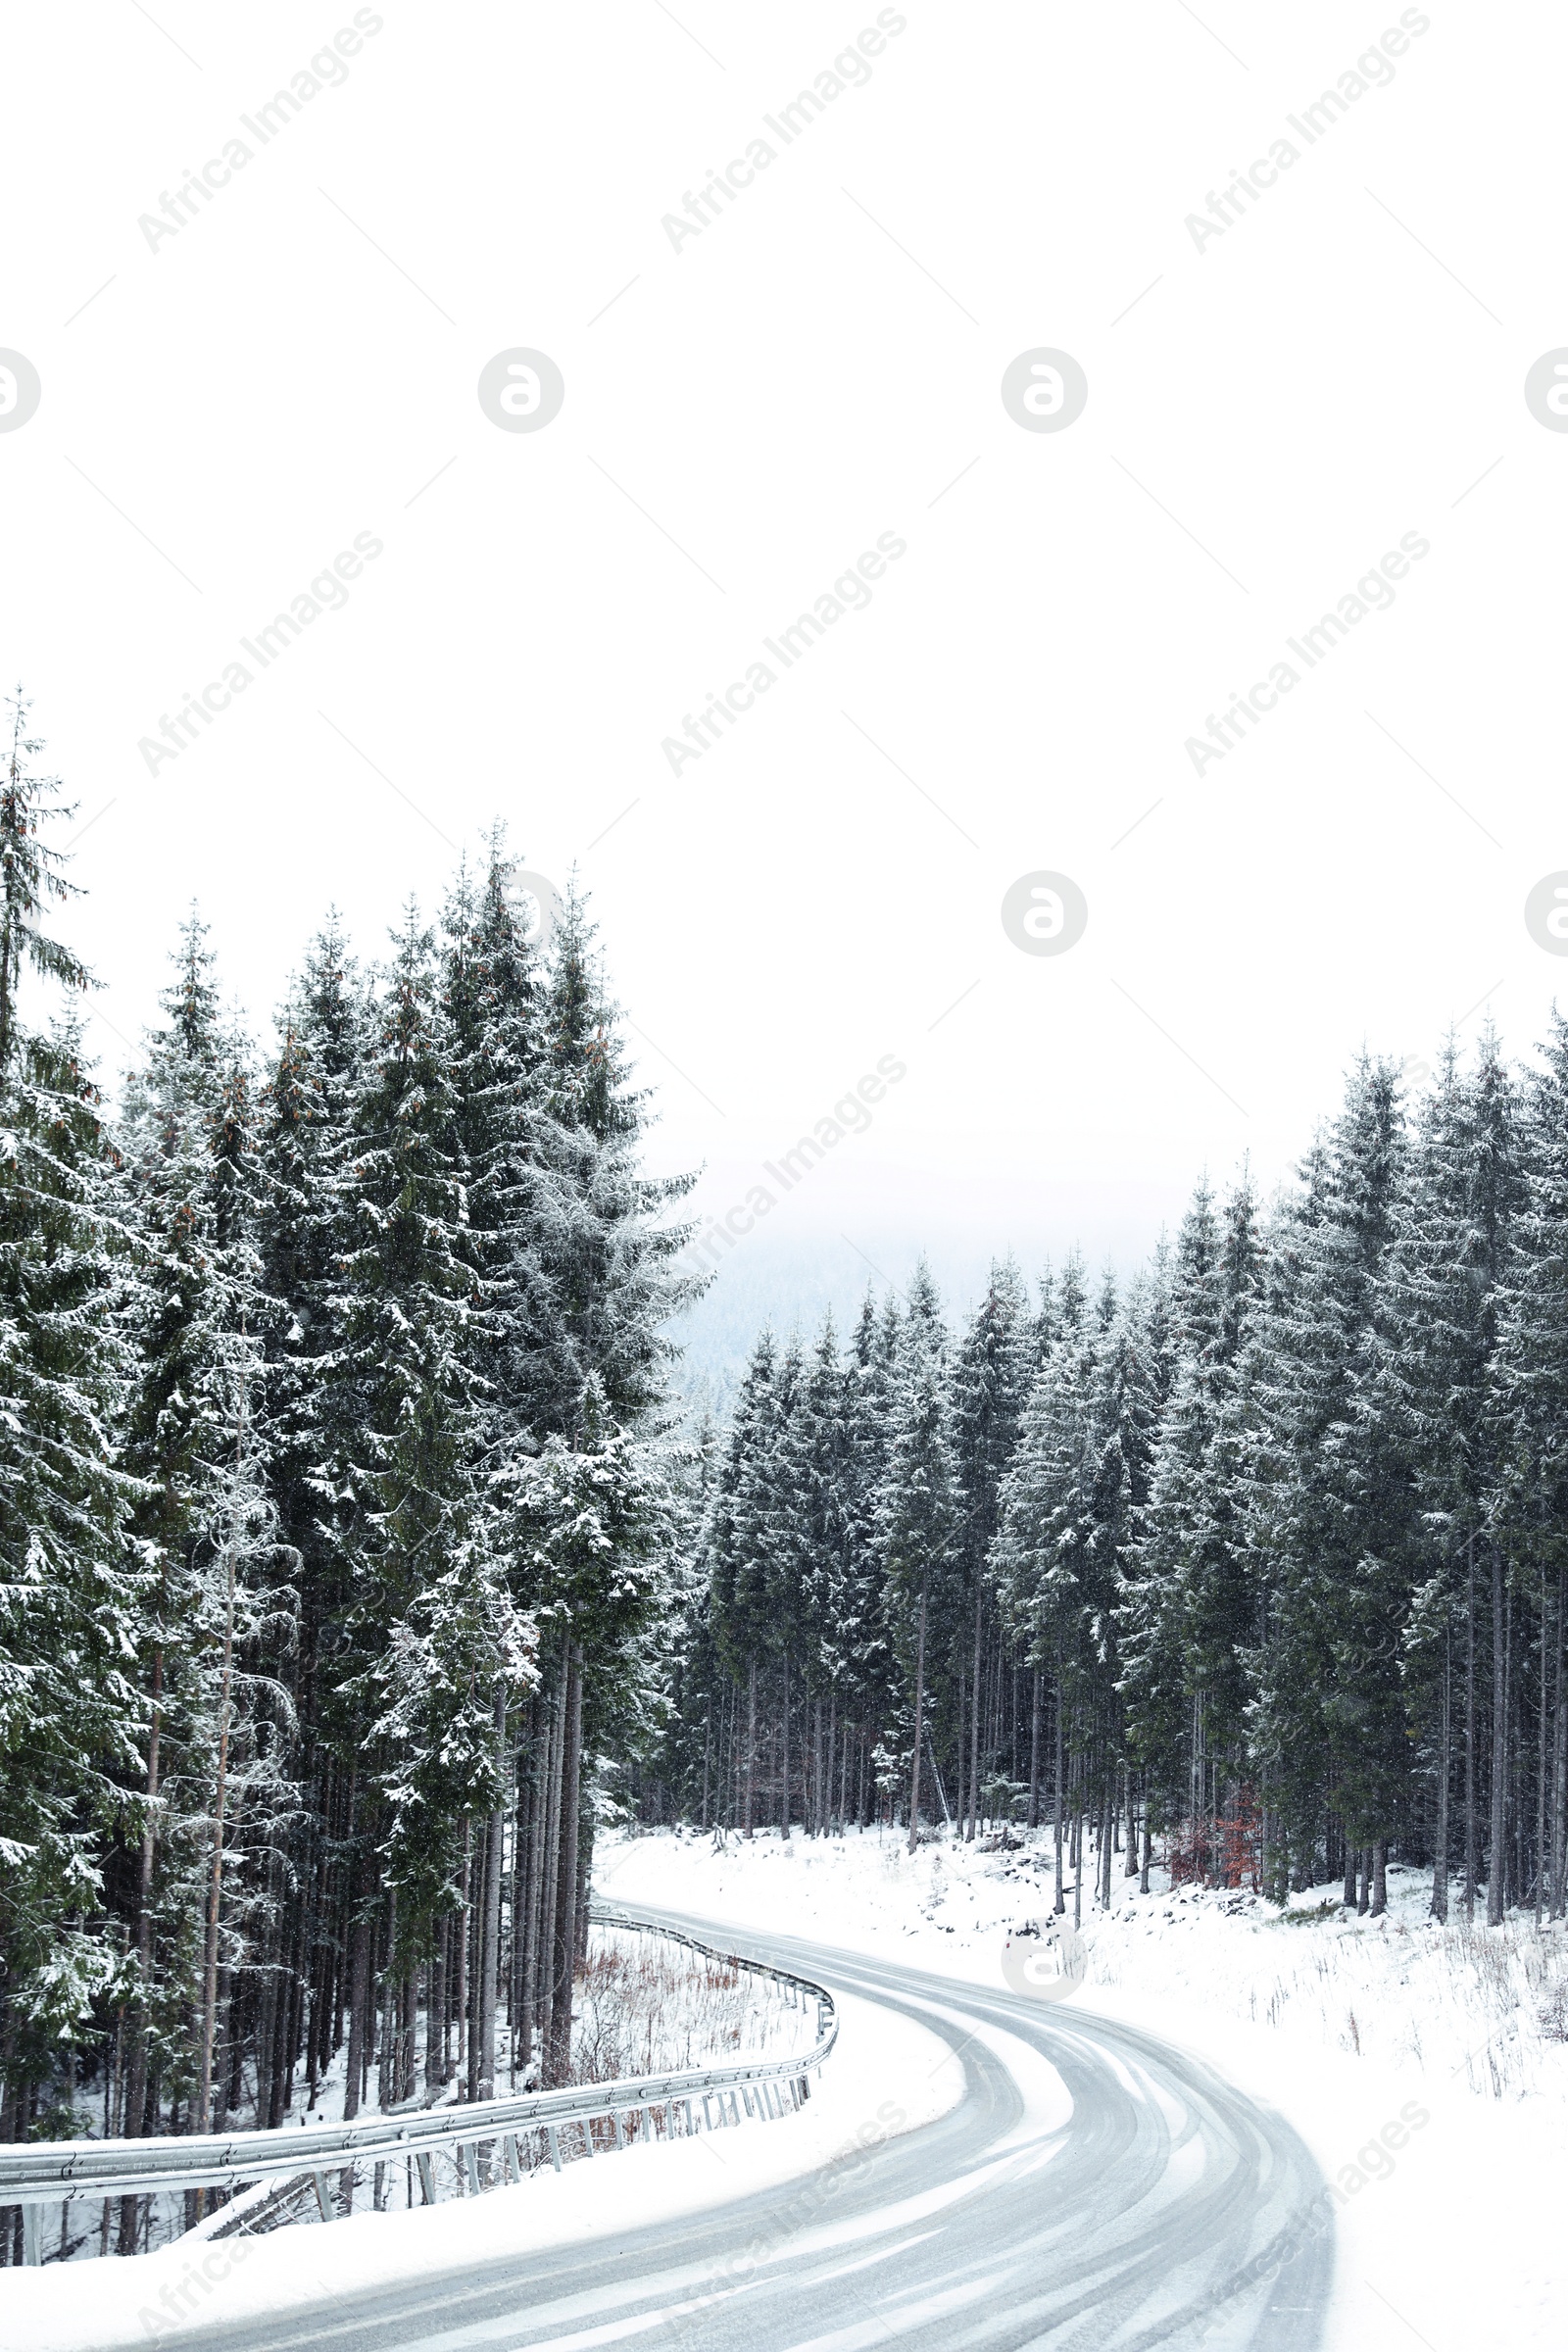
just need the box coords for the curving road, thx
[176,1902,1333,2352]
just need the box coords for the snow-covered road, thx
[149,1901,1332,2352]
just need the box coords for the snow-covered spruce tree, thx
[1490,1015,1568,1924]
[411,840,557,2103]
[759,1333,809,1838]
[947,1261,1030,1838]
[1117,1183,1219,1839]
[992,1254,1152,1915]
[180,1029,299,2143]
[527,882,699,1435]
[320,904,500,2110]
[1119,1173,1261,1876]
[645,1400,723,1826]
[837,1290,901,1815]
[708,1329,778,1838]
[440,836,552,1456]
[1245,1057,1416,1915]
[696,1326,808,1842]
[250,917,370,2120]
[873,1267,960,1852]
[186,1367,297,2136]
[485,880,693,2083]
[1375,1033,1522,1920]
[1077,1269,1168,1901]
[790,1310,858,1835]
[0,699,139,2152]
[113,916,278,2176]
[257,918,368,1656]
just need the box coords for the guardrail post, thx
[313,2175,332,2225]
[547,2125,563,2173]
[503,2134,520,2183]
[416,2152,436,2205]
[23,2202,41,2267]
[612,2109,625,2150]
[463,2144,481,2196]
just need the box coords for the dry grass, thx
[1086,1874,1568,2099]
[564,1927,818,2089]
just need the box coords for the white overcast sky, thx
[3,1,1564,1326]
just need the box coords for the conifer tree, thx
[115,916,273,2161]
[948,1261,1029,1838]
[874,1274,958,1849]
[0,699,137,2138]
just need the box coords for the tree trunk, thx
[536,1668,562,2059]
[477,1688,505,2101]
[547,1644,583,2085]
[1073,1783,1085,1929]
[429,1917,448,2094]
[378,1890,397,2114]
[744,1660,757,1839]
[1432,1620,1450,1923]
[826,1690,837,1835]
[966,1581,983,1843]
[1553,1568,1568,1923]
[197,1535,238,2132]
[1489,1544,1507,1926]
[118,1637,164,2254]
[1464,1533,1478,1920]
[906,1573,928,1855]
[574,1812,593,1975]
[1027,1672,1042,1831]
[1053,1675,1065,1915]
[1537,1571,1549,1927]
[457,1820,472,2096]
[521,1728,544,2072]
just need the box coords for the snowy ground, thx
[6,1952,958,2351]
[597,1824,1568,2352]
[16,1829,1566,2350]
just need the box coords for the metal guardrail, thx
[0,1907,838,2263]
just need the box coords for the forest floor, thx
[596,1822,1568,2352]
